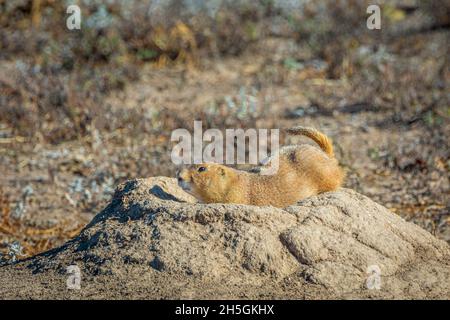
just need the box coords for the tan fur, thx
[177,126,345,208]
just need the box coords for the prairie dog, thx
[177,126,345,207]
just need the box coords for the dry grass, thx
[0,188,84,262]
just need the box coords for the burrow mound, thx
[2,177,450,299]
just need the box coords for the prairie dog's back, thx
[261,126,345,196]
[278,144,344,193]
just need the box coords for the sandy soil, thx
[1,178,449,299]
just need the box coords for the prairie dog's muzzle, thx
[176,169,191,191]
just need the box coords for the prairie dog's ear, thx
[218,167,226,176]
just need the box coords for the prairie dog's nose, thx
[177,169,187,182]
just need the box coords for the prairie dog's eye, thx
[198,166,206,172]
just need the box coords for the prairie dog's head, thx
[176,163,236,203]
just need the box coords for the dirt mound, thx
[0,177,449,299]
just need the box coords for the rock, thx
[0,177,449,299]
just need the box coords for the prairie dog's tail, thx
[285,126,335,157]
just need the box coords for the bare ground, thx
[0,177,448,299]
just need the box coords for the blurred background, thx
[0,0,449,263]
